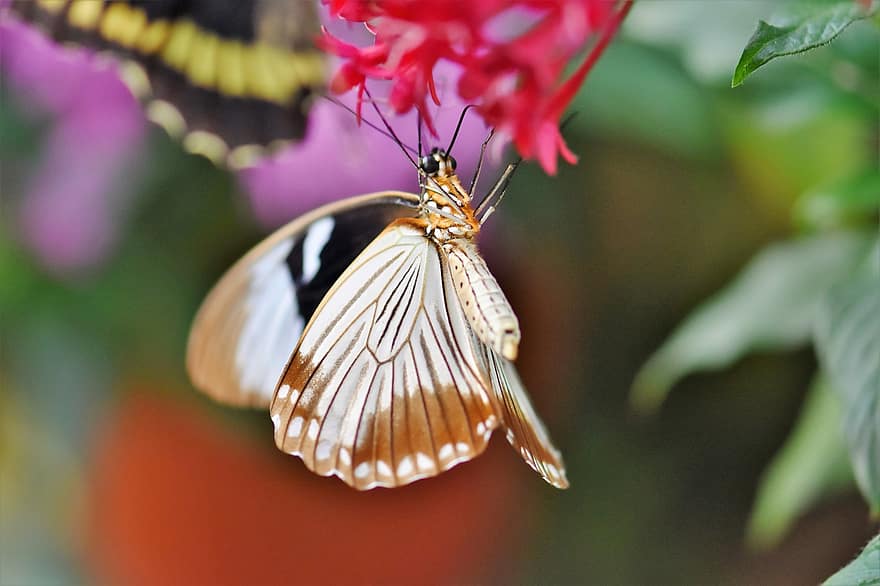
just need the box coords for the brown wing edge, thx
[186,191,420,409]
[480,338,569,489]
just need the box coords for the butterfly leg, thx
[468,129,496,198]
[474,159,522,224]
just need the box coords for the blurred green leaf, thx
[720,89,870,217]
[732,0,880,87]
[815,240,880,512]
[632,232,872,412]
[748,374,853,549]
[572,42,718,159]
[796,169,880,231]
[824,532,880,585]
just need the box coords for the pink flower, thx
[0,15,146,276]
[321,0,633,174]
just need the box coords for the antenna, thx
[417,111,424,159]
[445,104,476,155]
[320,94,419,156]
[361,86,419,169]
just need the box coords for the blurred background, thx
[1,1,878,584]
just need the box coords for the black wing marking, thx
[186,192,419,408]
[9,0,326,165]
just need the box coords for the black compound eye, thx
[421,155,440,175]
[448,155,457,170]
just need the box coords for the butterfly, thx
[187,128,569,490]
[8,0,325,167]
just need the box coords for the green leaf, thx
[815,240,880,511]
[825,533,880,585]
[732,0,880,87]
[572,42,718,159]
[632,232,871,413]
[719,90,873,217]
[795,169,880,231]
[747,374,853,549]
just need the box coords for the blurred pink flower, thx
[0,14,146,276]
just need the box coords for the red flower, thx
[321,0,633,174]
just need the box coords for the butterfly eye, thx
[421,155,440,175]
[448,155,457,171]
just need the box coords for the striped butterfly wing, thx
[187,191,419,408]
[446,241,569,489]
[271,219,502,490]
[478,342,569,489]
[10,0,325,166]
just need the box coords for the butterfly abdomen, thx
[444,242,520,361]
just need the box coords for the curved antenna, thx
[417,111,424,159]
[321,94,419,156]
[362,86,419,169]
[445,104,476,155]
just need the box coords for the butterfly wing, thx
[271,219,502,490]
[187,191,419,408]
[9,0,325,165]
[478,342,569,489]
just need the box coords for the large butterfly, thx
[8,0,325,166]
[187,148,569,490]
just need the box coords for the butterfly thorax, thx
[418,149,480,242]
[410,148,521,361]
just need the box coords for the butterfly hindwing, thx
[186,191,419,408]
[478,341,569,489]
[9,0,325,165]
[271,219,502,490]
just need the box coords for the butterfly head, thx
[420,148,458,178]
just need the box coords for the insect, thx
[8,0,326,167]
[187,113,569,490]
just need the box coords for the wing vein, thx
[426,316,479,450]
[409,341,439,466]
[313,345,370,467]
[386,260,421,352]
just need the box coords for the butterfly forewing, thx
[271,219,502,490]
[187,192,419,408]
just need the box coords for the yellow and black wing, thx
[10,0,326,166]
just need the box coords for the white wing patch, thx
[271,220,501,490]
[300,216,334,283]
[236,239,304,398]
[186,234,302,408]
